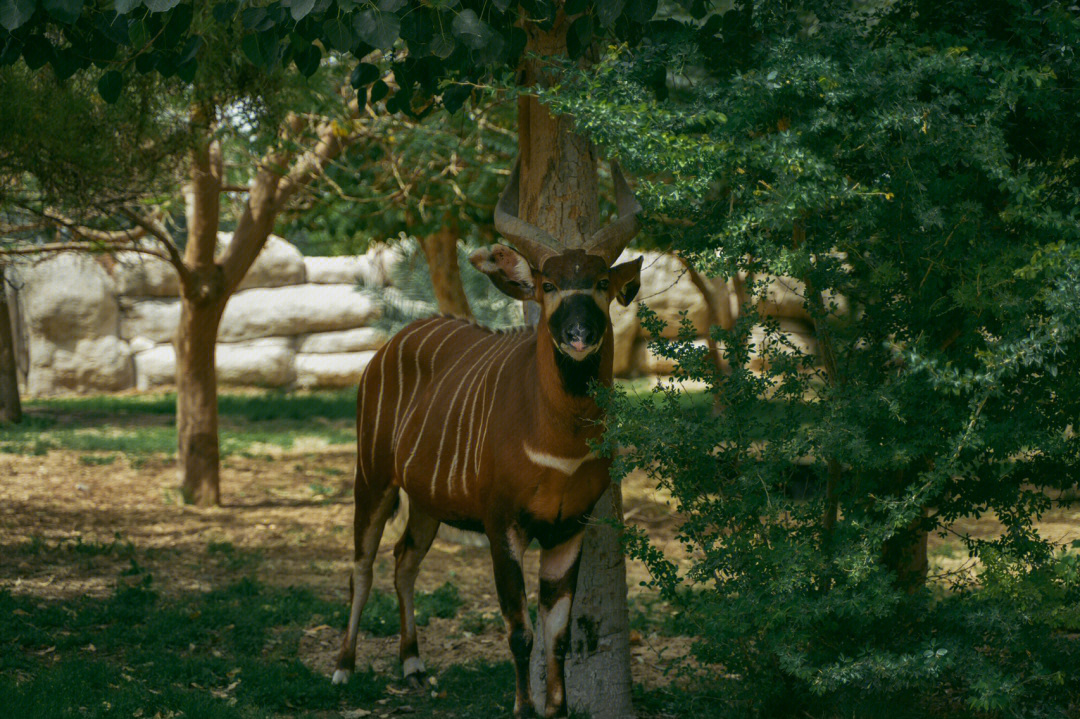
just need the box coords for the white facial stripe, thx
[540,533,583,581]
[545,287,609,315]
[523,442,597,476]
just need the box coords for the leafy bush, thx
[549,0,1080,715]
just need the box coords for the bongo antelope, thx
[332,160,642,718]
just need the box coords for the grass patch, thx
[5,390,359,458]
[0,567,530,719]
[358,582,464,637]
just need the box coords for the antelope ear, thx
[610,256,643,306]
[469,244,536,301]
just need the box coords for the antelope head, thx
[471,160,644,361]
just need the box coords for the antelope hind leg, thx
[333,485,399,684]
[393,505,441,688]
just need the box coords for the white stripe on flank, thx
[458,334,510,497]
[523,442,597,476]
[444,333,506,498]
[401,323,479,489]
[476,333,532,477]
[390,319,440,444]
[369,345,390,473]
[394,322,467,449]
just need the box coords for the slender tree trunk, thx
[176,287,226,506]
[420,217,472,318]
[0,263,22,424]
[520,15,635,718]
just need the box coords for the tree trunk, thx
[519,16,635,718]
[0,263,22,424]
[176,288,225,506]
[420,218,472,318]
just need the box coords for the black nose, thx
[563,325,595,348]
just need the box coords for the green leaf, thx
[624,0,656,24]
[241,6,273,31]
[490,0,510,11]
[21,35,52,69]
[175,34,202,65]
[429,33,454,59]
[597,0,624,27]
[143,0,180,12]
[350,61,379,87]
[323,17,355,52]
[564,0,587,15]
[97,69,123,103]
[293,41,321,76]
[567,14,592,59]
[0,0,38,31]
[353,9,399,51]
[241,32,264,66]
[211,1,237,23]
[43,0,82,24]
[129,19,150,47]
[378,0,404,12]
[288,0,315,21]
[369,78,389,103]
[451,9,488,50]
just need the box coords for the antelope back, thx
[356,317,536,520]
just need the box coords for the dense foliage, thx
[543,0,1080,715]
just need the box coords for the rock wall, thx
[7,236,826,396]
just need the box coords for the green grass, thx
[2,390,359,458]
[0,560,522,719]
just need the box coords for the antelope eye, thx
[597,279,610,291]
[542,282,556,293]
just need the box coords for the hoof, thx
[405,671,427,691]
[332,669,352,685]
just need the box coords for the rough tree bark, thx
[0,263,22,424]
[172,107,352,506]
[420,216,472,319]
[520,13,635,718]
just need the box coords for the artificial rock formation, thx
[8,236,828,395]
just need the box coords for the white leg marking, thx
[541,595,572,654]
[506,527,527,565]
[541,533,584,581]
[331,668,352,684]
[402,656,425,678]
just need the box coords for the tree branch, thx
[119,208,192,286]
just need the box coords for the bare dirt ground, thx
[3,446,1078,694]
[0,447,692,690]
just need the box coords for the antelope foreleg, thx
[393,506,441,688]
[489,527,534,718]
[537,532,584,718]
[333,485,398,684]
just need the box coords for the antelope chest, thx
[520,442,610,524]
